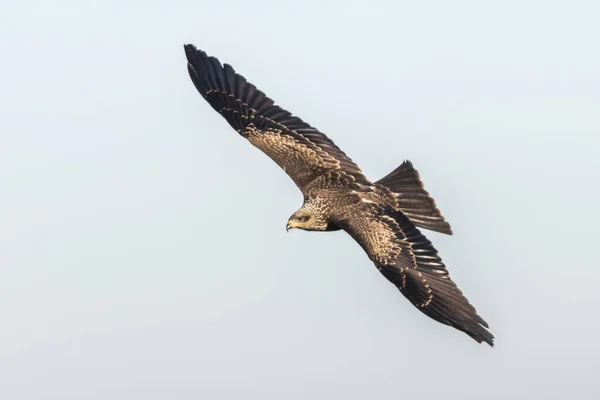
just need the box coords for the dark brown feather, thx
[336,198,494,346]
[376,161,453,235]
[184,44,369,191]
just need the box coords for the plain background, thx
[1,1,599,398]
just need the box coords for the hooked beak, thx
[286,221,295,232]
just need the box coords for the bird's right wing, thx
[184,44,369,192]
[337,202,494,346]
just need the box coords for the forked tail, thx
[376,160,452,235]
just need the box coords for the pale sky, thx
[1,1,599,399]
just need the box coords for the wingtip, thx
[183,43,199,60]
[483,335,495,347]
[473,325,495,347]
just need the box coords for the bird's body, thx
[184,44,494,346]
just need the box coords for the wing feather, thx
[338,200,494,346]
[184,44,368,191]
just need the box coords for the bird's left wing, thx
[337,202,494,346]
[184,44,369,192]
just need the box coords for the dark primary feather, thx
[184,44,369,190]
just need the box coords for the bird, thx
[183,44,494,346]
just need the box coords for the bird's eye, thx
[298,215,309,222]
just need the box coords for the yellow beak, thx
[286,221,297,232]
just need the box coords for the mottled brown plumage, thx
[184,44,494,346]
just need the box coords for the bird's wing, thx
[337,201,494,346]
[184,44,369,191]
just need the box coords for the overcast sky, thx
[1,1,599,399]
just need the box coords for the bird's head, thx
[286,209,328,232]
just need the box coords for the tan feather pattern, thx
[245,125,355,191]
[336,200,494,346]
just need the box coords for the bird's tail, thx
[375,161,452,235]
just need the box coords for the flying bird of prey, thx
[184,44,494,346]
